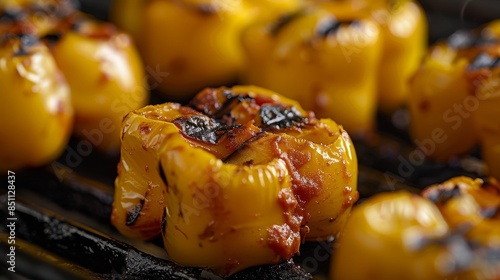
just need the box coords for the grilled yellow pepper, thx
[408,22,500,162]
[408,43,479,161]
[332,177,500,280]
[112,85,357,275]
[241,6,382,136]
[331,191,454,280]
[468,54,500,179]
[0,34,73,172]
[49,16,148,153]
[422,176,500,247]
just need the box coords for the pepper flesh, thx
[241,6,382,136]
[0,34,73,172]
[112,85,358,275]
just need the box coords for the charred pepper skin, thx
[0,34,73,172]
[241,7,382,136]
[112,85,358,275]
[50,16,148,153]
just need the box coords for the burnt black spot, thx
[42,33,63,43]
[0,9,25,23]
[126,199,145,226]
[174,115,240,144]
[260,105,305,129]
[212,91,253,119]
[468,53,500,71]
[197,3,218,14]
[13,34,39,56]
[161,208,167,234]
[427,185,461,204]
[269,10,304,36]
[481,206,499,219]
[447,29,498,49]
[158,162,168,186]
[316,18,356,38]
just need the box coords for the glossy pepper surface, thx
[0,34,73,171]
[241,6,382,136]
[112,85,358,275]
[50,15,148,153]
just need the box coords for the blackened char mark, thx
[447,29,498,49]
[212,90,254,119]
[0,9,25,23]
[316,18,358,38]
[260,105,306,129]
[269,10,304,36]
[161,208,167,234]
[126,199,145,226]
[42,33,63,43]
[173,115,241,144]
[427,185,461,204]
[468,53,500,71]
[13,34,39,56]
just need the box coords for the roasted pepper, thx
[110,0,303,100]
[112,85,357,275]
[408,22,500,162]
[241,6,382,136]
[0,33,73,172]
[49,15,148,153]
[422,176,500,247]
[331,188,500,280]
[468,53,500,179]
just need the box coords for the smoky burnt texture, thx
[468,53,500,71]
[260,105,305,129]
[447,29,498,50]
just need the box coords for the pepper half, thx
[0,33,73,172]
[112,85,358,275]
[241,6,382,136]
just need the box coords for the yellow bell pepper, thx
[0,34,73,172]
[112,85,358,275]
[241,6,382,136]
[468,54,500,179]
[331,177,500,280]
[408,43,479,161]
[331,191,455,280]
[110,0,303,100]
[409,21,500,167]
[49,15,148,153]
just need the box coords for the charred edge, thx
[197,3,219,15]
[126,199,145,226]
[447,29,498,50]
[269,10,304,36]
[158,162,168,186]
[213,90,254,119]
[260,105,306,129]
[173,115,242,144]
[316,18,357,38]
[161,208,167,234]
[427,185,461,204]
[13,34,39,56]
[42,33,63,43]
[480,206,499,219]
[468,53,500,71]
